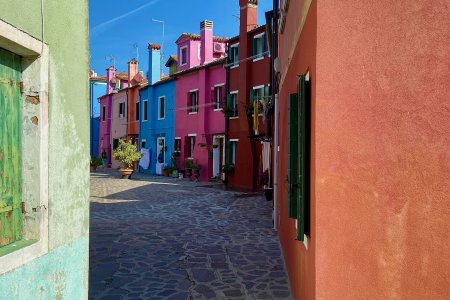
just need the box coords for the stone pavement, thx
[89,169,292,300]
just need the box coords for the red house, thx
[276,0,450,299]
[225,0,271,191]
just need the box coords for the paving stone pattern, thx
[89,170,292,300]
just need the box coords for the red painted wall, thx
[227,25,271,191]
[277,1,317,299]
[278,0,450,299]
[127,87,140,137]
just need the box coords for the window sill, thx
[230,64,239,69]
[229,116,239,120]
[142,120,148,122]
[0,239,37,257]
[253,56,265,62]
[158,118,166,120]
[214,108,223,112]
[188,112,198,115]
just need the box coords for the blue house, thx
[139,44,177,174]
[89,73,106,157]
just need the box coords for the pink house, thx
[175,20,228,181]
[98,67,128,167]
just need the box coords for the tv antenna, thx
[105,55,116,70]
[152,18,165,75]
[132,43,139,61]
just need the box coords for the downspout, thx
[224,64,230,185]
[90,82,94,157]
[126,88,129,141]
[272,0,280,230]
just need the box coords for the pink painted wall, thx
[98,94,112,166]
[111,90,128,169]
[177,37,200,72]
[175,63,226,181]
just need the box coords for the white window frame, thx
[174,137,182,152]
[253,33,265,62]
[189,89,199,114]
[158,96,166,120]
[229,90,239,119]
[213,83,225,111]
[229,139,239,165]
[180,45,188,66]
[140,139,147,149]
[0,19,50,275]
[142,99,148,122]
[230,43,239,68]
[187,134,197,159]
[119,102,125,119]
[253,85,265,117]
[198,44,201,60]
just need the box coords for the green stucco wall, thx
[0,0,90,299]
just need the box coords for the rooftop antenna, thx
[105,55,116,70]
[132,43,139,62]
[152,18,165,75]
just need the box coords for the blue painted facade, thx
[139,45,177,174]
[139,78,176,174]
[89,79,106,157]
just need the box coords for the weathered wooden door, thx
[0,48,23,247]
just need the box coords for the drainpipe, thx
[224,64,230,185]
[90,81,94,157]
[272,0,279,230]
[126,88,129,141]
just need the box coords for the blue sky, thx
[89,0,272,76]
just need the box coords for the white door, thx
[212,136,224,178]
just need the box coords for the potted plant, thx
[162,166,172,177]
[170,154,179,178]
[113,140,142,179]
[222,163,235,175]
[192,163,201,182]
[90,156,103,172]
[198,142,208,148]
[184,159,194,179]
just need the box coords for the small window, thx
[230,141,237,164]
[174,138,181,152]
[158,96,165,120]
[135,102,140,121]
[143,100,148,121]
[230,93,238,117]
[113,138,119,150]
[185,136,196,158]
[180,46,188,66]
[102,106,106,121]
[252,34,265,59]
[214,86,223,110]
[119,102,125,119]
[188,91,198,114]
[141,140,146,149]
[229,44,239,67]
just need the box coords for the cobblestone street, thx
[89,170,292,300]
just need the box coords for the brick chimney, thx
[200,20,214,65]
[106,66,115,94]
[128,58,138,85]
[240,0,258,32]
[148,43,161,85]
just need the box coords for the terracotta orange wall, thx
[313,0,450,299]
[127,87,139,136]
[277,1,317,299]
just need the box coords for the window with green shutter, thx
[0,48,23,247]
[287,74,311,242]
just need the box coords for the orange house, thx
[126,58,145,144]
[276,0,450,299]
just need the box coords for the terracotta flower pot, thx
[119,168,133,179]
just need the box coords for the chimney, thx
[240,0,258,32]
[148,43,161,85]
[200,20,214,65]
[128,58,138,85]
[106,66,115,94]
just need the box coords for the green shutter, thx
[228,46,233,64]
[226,94,232,111]
[288,93,299,219]
[0,48,23,247]
[264,86,270,101]
[297,74,310,241]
